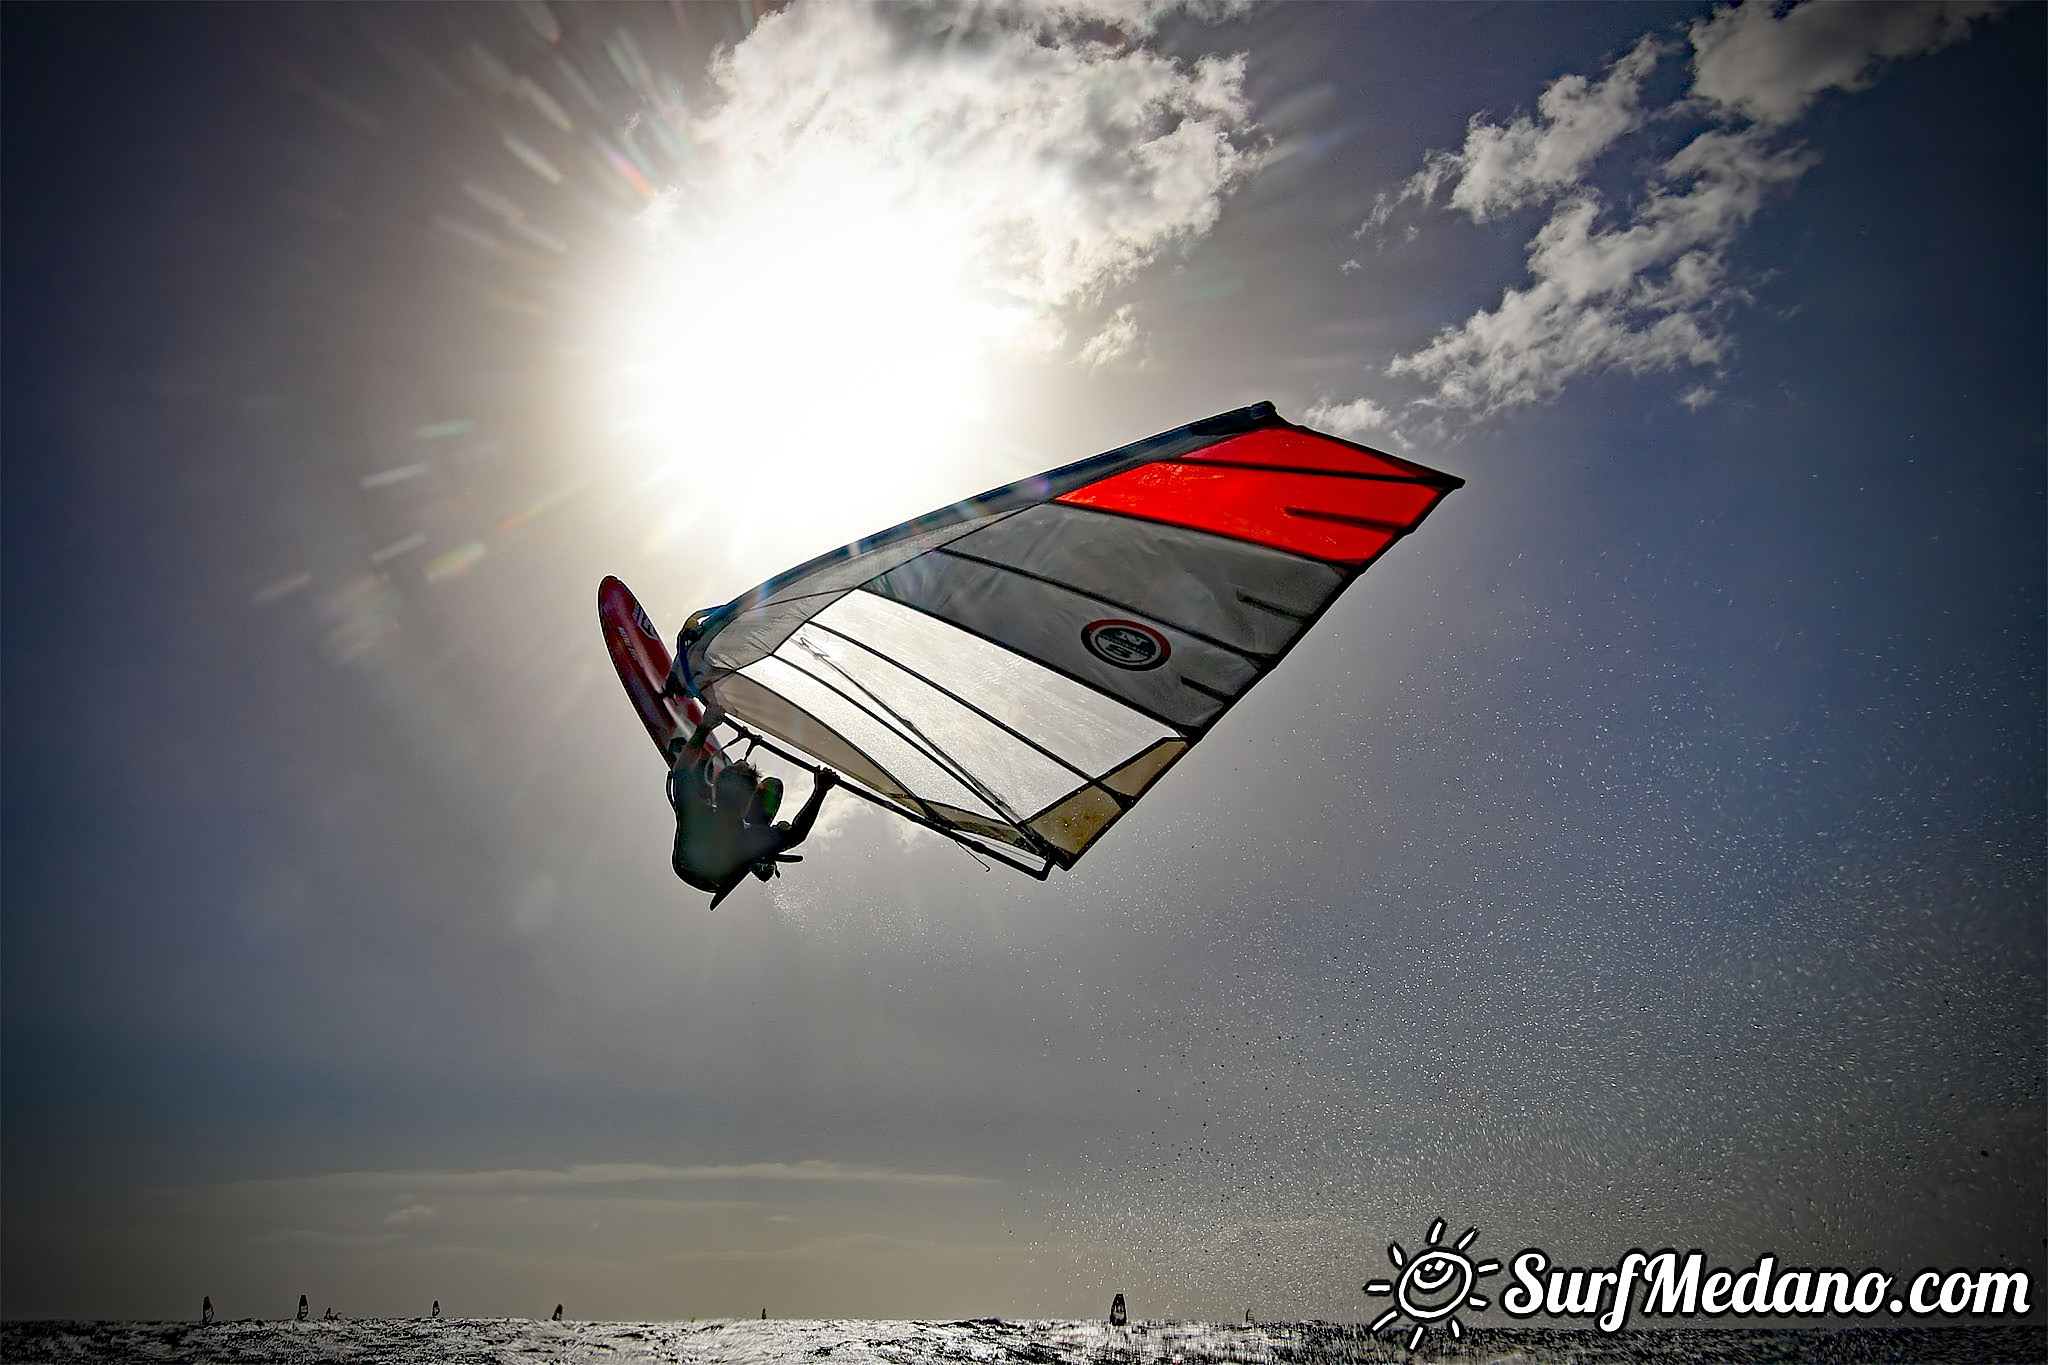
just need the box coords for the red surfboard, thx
[597,575,713,761]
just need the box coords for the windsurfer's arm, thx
[778,769,838,846]
[685,705,725,751]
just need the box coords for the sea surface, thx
[4,1318,2042,1364]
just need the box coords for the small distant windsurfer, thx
[661,616,836,905]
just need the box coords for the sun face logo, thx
[1361,1218,1501,1351]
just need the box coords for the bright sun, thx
[593,156,1029,596]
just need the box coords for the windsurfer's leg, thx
[672,795,744,890]
[671,808,692,880]
[667,746,711,808]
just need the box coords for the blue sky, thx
[3,0,2041,1325]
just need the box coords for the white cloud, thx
[1353,0,2004,420]
[195,1162,995,1195]
[189,1161,992,1201]
[985,0,1254,32]
[1690,0,2003,126]
[1302,397,1396,441]
[600,0,1261,588]
[1075,304,1144,367]
[687,0,1260,355]
[250,1228,404,1249]
[1389,128,1813,415]
[1396,35,1666,225]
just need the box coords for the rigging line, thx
[720,712,1040,871]
[717,715,1048,875]
[790,632,1035,838]
[804,618,1117,792]
[711,680,952,830]
[750,655,993,829]
[790,632,1040,840]
[777,642,991,806]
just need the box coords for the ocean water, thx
[3,1318,2042,1364]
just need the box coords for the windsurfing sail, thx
[684,402,1462,879]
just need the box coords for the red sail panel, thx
[1054,462,1442,564]
[1171,427,1426,479]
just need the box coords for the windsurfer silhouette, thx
[662,621,836,905]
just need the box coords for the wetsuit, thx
[661,612,835,900]
[667,749,835,897]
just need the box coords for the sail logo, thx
[1082,619,1169,670]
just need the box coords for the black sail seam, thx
[935,546,1274,666]
[1236,589,1312,621]
[854,585,1201,736]
[787,636,1033,836]
[721,676,951,831]
[802,617,1124,797]
[1281,506,1410,534]
[1166,457,1447,484]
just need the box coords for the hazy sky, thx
[4,0,2041,1326]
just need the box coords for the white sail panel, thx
[737,656,1001,822]
[778,624,1081,820]
[813,590,1174,777]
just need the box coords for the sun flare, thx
[594,158,1025,594]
